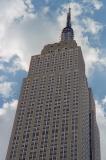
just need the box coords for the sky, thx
[0,0,106,160]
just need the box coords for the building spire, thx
[66,7,71,28]
[61,6,74,41]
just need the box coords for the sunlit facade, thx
[6,8,101,160]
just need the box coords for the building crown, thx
[61,8,74,41]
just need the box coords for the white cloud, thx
[0,99,17,160]
[102,96,106,105]
[83,17,103,35]
[0,55,27,73]
[43,6,50,15]
[83,0,103,10]
[0,82,14,98]
[0,0,36,70]
[91,0,103,10]
[0,64,5,71]
[0,0,35,39]
[0,76,6,82]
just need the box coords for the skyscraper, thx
[6,8,101,160]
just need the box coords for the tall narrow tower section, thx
[6,8,101,160]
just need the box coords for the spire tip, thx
[66,6,71,28]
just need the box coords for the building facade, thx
[6,8,101,160]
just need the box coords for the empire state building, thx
[6,8,101,160]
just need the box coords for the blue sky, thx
[0,0,106,160]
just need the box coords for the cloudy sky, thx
[0,0,106,160]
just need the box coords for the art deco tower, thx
[6,8,101,160]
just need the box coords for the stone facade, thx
[5,8,101,160]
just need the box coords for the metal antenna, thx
[66,0,72,28]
